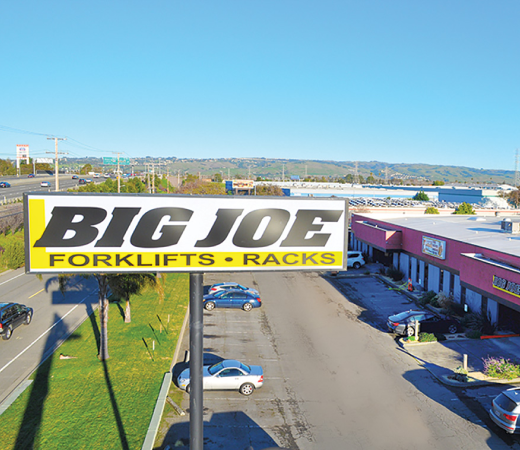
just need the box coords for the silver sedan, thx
[177,359,264,396]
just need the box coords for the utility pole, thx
[145,161,166,193]
[47,137,66,191]
[111,151,124,193]
[515,149,519,188]
[282,164,285,182]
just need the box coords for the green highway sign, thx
[103,157,130,165]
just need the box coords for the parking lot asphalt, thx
[330,264,520,388]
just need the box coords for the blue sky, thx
[0,1,518,170]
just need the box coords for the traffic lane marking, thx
[0,291,95,375]
[28,288,45,299]
[0,272,25,287]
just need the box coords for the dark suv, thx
[0,302,33,340]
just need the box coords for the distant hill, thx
[59,156,516,185]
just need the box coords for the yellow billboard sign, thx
[25,193,347,273]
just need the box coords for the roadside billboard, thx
[16,144,29,167]
[24,193,348,274]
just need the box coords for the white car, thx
[347,251,365,269]
[177,359,264,396]
[40,181,51,187]
[208,282,259,296]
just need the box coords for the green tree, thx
[80,164,92,175]
[213,173,223,183]
[108,273,157,323]
[432,180,445,186]
[453,202,476,215]
[255,184,285,196]
[424,207,440,214]
[413,191,429,201]
[178,179,226,195]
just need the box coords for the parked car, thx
[387,310,460,337]
[208,282,259,296]
[490,387,520,433]
[0,302,33,340]
[27,174,35,178]
[72,175,79,179]
[347,251,365,269]
[40,181,51,187]
[203,289,261,311]
[0,181,11,188]
[177,359,264,395]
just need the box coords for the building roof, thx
[354,213,520,257]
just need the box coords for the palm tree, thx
[58,272,157,360]
[107,273,157,323]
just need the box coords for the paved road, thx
[0,175,102,202]
[159,271,519,449]
[0,268,99,405]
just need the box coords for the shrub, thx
[449,366,469,382]
[386,265,404,282]
[465,329,482,339]
[418,290,436,306]
[461,311,496,335]
[424,207,440,214]
[2,239,25,269]
[483,356,520,380]
[418,332,437,342]
[453,202,476,215]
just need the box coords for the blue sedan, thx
[203,289,261,312]
[0,182,11,188]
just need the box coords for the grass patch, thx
[0,273,189,450]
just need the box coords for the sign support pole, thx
[189,273,204,450]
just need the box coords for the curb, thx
[142,303,190,450]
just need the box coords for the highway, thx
[0,268,99,405]
[0,174,103,203]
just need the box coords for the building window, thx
[409,257,413,280]
[439,269,444,292]
[461,286,466,307]
[449,272,454,296]
[417,259,420,284]
[424,263,429,290]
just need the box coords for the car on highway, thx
[177,359,264,396]
[208,282,259,296]
[347,251,365,269]
[27,173,35,178]
[489,387,520,433]
[387,310,461,337]
[72,175,79,179]
[0,302,33,340]
[40,181,51,187]
[203,289,261,312]
[0,181,11,188]
[85,178,93,183]
[78,178,87,184]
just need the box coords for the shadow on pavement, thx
[401,366,520,449]
[156,411,280,450]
